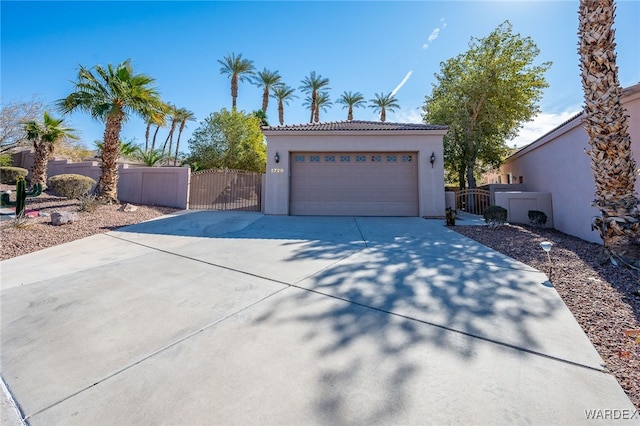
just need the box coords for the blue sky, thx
[2,1,639,151]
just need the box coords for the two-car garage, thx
[262,121,447,218]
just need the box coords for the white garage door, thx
[290,152,418,216]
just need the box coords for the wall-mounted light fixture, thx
[430,152,436,168]
[274,152,280,164]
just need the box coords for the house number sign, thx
[270,168,285,173]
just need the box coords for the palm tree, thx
[578,0,639,265]
[22,112,77,188]
[253,68,282,114]
[337,91,366,121]
[271,85,297,125]
[299,71,330,123]
[173,107,195,165]
[144,104,168,152]
[134,147,168,167]
[218,52,255,110]
[161,103,180,158]
[369,92,400,122]
[57,59,164,203]
[313,91,332,123]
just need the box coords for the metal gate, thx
[189,169,262,211]
[455,189,493,215]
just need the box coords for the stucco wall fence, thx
[12,151,190,209]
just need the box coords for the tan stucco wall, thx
[501,85,640,243]
[262,131,447,217]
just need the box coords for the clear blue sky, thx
[2,0,639,151]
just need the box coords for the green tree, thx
[218,52,255,110]
[187,108,266,173]
[300,71,330,123]
[337,91,366,121]
[422,21,551,189]
[369,92,399,122]
[310,91,332,123]
[271,85,297,125]
[253,68,283,114]
[22,112,77,187]
[57,59,164,202]
[578,0,639,265]
[134,147,168,167]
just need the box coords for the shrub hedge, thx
[0,166,29,184]
[48,174,96,199]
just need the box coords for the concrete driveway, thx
[1,212,637,425]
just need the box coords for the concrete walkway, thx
[1,212,637,425]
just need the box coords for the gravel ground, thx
[2,186,639,408]
[453,223,640,410]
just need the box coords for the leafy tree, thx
[271,84,297,125]
[422,21,551,189]
[252,110,269,127]
[218,52,255,110]
[369,92,399,122]
[253,68,282,114]
[337,91,366,121]
[578,0,639,266]
[57,59,164,202]
[22,112,77,187]
[187,108,266,173]
[300,71,330,123]
[1,98,44,154]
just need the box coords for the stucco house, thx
[494,82,640,243]
[262,120,448,217]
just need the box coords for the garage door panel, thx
[290,152,418,216]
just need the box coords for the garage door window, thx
[356,155,366,162]
[340,155,351,162]
[294,155,305,162]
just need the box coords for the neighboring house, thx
[262,120,448,217]
[497,82,640,243]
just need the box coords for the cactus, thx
[1,177,42,216]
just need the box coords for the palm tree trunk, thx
[30,142,50,188]
[381,108,386,122]
[174,121,186,166]
[151,125,160,151]
[309,90,317,123]
[231,75,238,110]
[97,115,123,203]
[348,106,353,121]
[262,88,269,113]
[145,122,151,152]
[278,101,284,125]
[579,0,639,265]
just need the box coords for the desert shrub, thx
[48,174,96,199]
[528,210,548,227]
[77,193,99,212]
[483,205,508,227]
[0,154,13,167]
[1,166,28,184]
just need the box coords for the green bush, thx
[48,174,96,199]
[528,210,548,227]
[483,205,508,227]
[1,166,28,184]
[0,154,13,167]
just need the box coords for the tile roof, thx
[262,120,448,132]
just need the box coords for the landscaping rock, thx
[119,203,138,212]
[51,211,78,226]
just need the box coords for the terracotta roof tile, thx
[262,120,447,132]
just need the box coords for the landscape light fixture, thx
[274,152,280,164]
[540,241,553,281]
[430,152,436,168]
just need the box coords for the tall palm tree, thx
[271,85,297,125]
[313,91,332,123]
[161,103,180,158]
[299,71,330,123]
[337,91,366,121]
[173,107,195,165]
[23,112,77,188]
[218,52,255,110]
[57,59,164,203]
[578,0,639,265]
[369,92,400,122]
[253,68,282,114]
[144,103,168,152]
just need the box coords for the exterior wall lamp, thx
[430,152,436,168]
[274,152,280,163]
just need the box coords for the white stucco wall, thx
[501,84,640,243]
[262,130,447,217]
